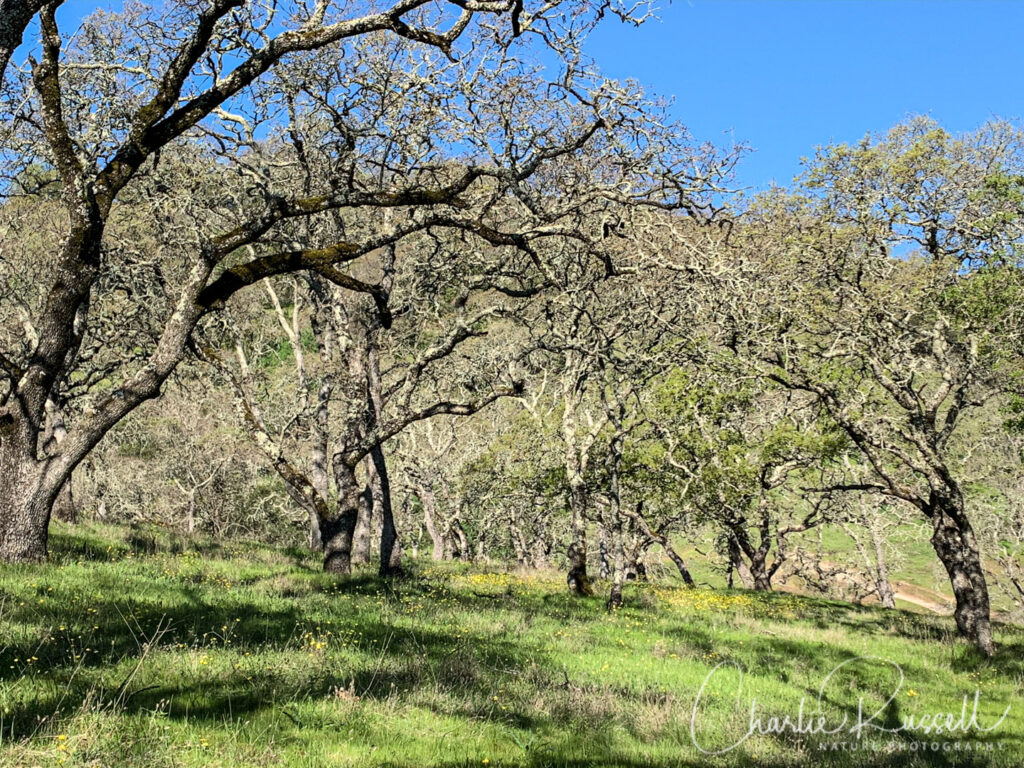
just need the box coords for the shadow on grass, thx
[1,526,1020,767]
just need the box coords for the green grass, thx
[1,522,1021,767]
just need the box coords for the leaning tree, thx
[0,0,718,564]
[727,119,1024,655]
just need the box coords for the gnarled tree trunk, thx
[929,492,993,657]
[0,414,61,562]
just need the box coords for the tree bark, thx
[727,534,754,590]
[0,0,46,92]
[352,478,373,566]
[51,477,77,524]
[661,538,695,587]
[373,445,402,577]
[727,525,772,591]
[451,516,470,562]
[627,502,694,587]
[417,480,445,560]
[928,493,994,656]
[531,507,551,568]
[598,523,611,579]
[309,382,331,551]
[322,462,359,573]
[870,522,896,609]
[510,513,529,566]
[0,417,56,562]
[607,522,625,609]
[749,554,773,591]
[566,480,594,595]
[605,431,626,608]
[0,470,52,563]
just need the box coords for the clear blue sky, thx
[583,0,1024,190]
[45,1,1024,191]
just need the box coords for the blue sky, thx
[44,1,1024,191]
[583,0,1024,190]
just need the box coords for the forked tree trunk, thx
[627,538,649,581]
[628,502,695,588]
[929,493,994,657]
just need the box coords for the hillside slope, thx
[1,523,1021,767]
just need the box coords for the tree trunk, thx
[566,481,593,595]
[352,478,373,566]
[608,523,625,609]
[627,502,694,588]
[870,522,896,609]
[52,476,77,524]
[0,479,52,563]
[475,519,489,563]
[0,0,46,87]
[605,431,626,609]
[451,517,470,562]
[531,508,550,568]
[309,381,331,551]
[417,481,445,560]
[929,493,994,656]
[598,523,611,579]
[185,491,196,534]
[749,552,773,591]
[606,510,625,609]
[727,534,754,590]
[372,445,402,577]
[0,422,56,563]
[660,537,695,587]
[307,509,322,551]
[510,513,529,567]
[322,463,359,573]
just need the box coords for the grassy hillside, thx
[0,522,1021,767]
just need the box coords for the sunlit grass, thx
[0,521,1021,767]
